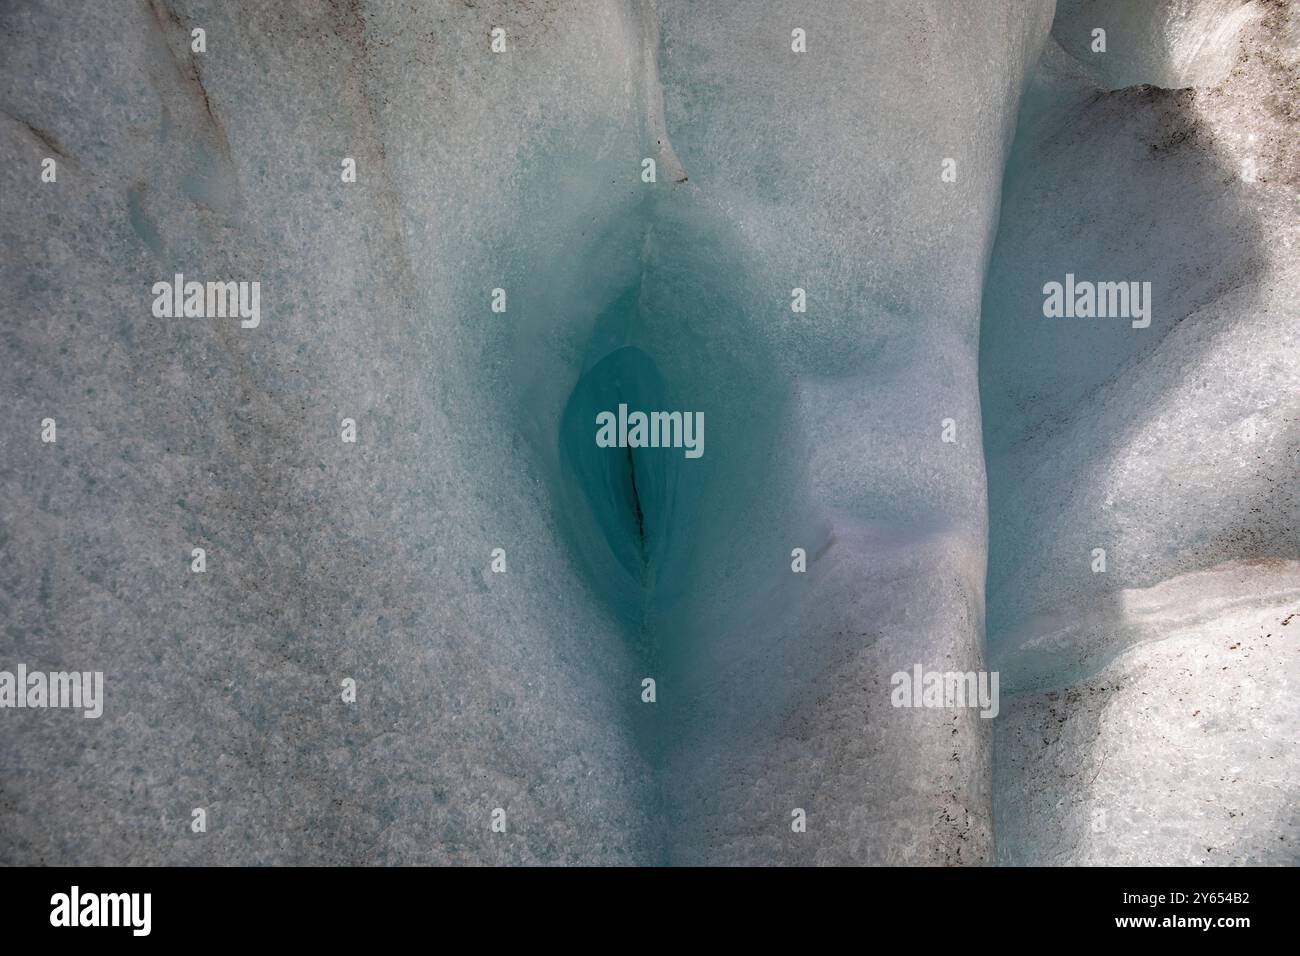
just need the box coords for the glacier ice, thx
[982,0,1300,864]
[0,0,1296,866]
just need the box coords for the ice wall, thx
[982,1,1300,863]
[23,0,1290,868]
[0,0,659,865]
[647,0,1053,864]
[0,0,1058,864]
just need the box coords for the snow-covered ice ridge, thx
[0,0,1294,865]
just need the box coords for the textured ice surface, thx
[0,0,1054,865]
[646,0,1052,864]
[1,0,1295,866]
[982,1,1300,864]
[1,0,660,865]
[1052,0,1264,88]
[993,561,1300,865]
